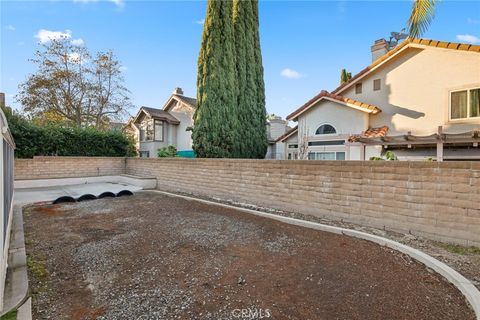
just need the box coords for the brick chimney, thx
[172,87,184,95]
[371,39,389,62]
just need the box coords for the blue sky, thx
[1,0,480,119]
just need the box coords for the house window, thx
[154,120,164,141]
[355,83,362,94]
[309,140,345,146]
[450,88,480,120]
[373,79,381,91]
[288,144,298,149]
[141,119,155,141]
[139,151,150,158]
[315,124,336,135]
[308,151,346,160]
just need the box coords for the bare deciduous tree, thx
[17,38,132,128]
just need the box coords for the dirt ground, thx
[24,191,475,320]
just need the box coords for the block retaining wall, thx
[14,156,126,180]
[13,157,480,246]
[126,158,480,246]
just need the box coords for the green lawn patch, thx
[436,242,480,255]
[0,310,17,320]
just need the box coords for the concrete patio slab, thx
[14,182,142,205]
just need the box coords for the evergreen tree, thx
[340,68,352,84]
[232,0,267,158]
[251,0,268,158]
[193,0,238,158]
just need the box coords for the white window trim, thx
[314,123,339,136]
[308,151,346,161]
[448,87,480,122]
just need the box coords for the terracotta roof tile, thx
[286,91,381,121]
[348,126,389,142]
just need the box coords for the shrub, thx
[5,110,136,158]
[157,145,177,157]
[369,150,398,161]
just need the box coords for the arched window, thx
[315,124,336,135]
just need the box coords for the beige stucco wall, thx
[340,46,480,135]
[296,100,371,159]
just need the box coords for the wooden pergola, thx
[355,126,480,161]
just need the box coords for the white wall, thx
[170,111,193,151]
[296,100,369,160]
[340,46,480,135]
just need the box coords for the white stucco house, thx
[279,38,480,161]
[129,88,196,158]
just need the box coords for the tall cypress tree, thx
[233,0,267,158]
[193,0,238,158]
[251,0,268,158]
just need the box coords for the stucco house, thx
[265,116,291,159]
[130,88,196,158]
[279,38,480,161]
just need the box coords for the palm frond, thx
[408,0,437,39]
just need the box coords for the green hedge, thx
[6,111,136,158]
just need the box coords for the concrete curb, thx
[1,206,29,317]
[152,190,480,320]
[17,298,32,320]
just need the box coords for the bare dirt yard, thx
[24,191,475,320]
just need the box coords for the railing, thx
[0,109,14,248]
[0,105,15,310]
[2,141,13,247]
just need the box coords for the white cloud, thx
[456,34,480,44]
[73,0,124,8]
[71,38,84,46]
[195,19,205,25]
[280,68,303,79]
[35,29,72,43]
[109,0,125,8]
[66,52,88,64]
[467,18,479,25]
[6,25,15,31]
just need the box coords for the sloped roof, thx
[286,38,479,122]
[136,107,180,124]
[286,91,381,121]
[276,125,298,143]
[163,94,197,112]
[173,94,197,108]
[348,126,389,142]
[332,38,480,95]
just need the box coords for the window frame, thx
[307,151,346,161]
[154,120,164,142]
[373,79,381,91]
[139,151,150,158]
[449,87,480,121]
[355,83,362,94]
[315,124,337,135]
